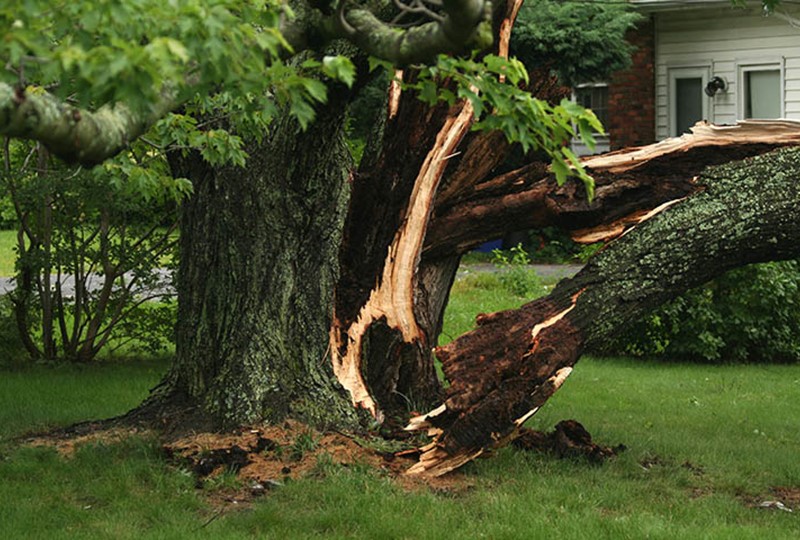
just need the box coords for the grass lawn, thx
[1,270,798,538]
[0,228,17,277]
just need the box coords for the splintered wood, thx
[582,120,800,174]
[329,101,475,419]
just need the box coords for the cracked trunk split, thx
[318,0,800,475]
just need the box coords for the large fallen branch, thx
[407,144,800,476]
[425,120,800,257]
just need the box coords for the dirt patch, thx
[24,418,620,506]
[26,426,151,457]
[772,487,800,508]
[24,419,475,506]
[166,420,477,503]
[742,486,800,512]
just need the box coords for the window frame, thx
[737,59,784,120]
[571,82,610,156]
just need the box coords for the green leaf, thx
[322,56,355,88]
[301,79,327,103]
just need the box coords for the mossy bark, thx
[140,94,363,430]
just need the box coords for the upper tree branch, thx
[284,0,490,66]
[0,83,175,166]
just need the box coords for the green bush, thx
[511,0,641,86]
[492,245,547,298]
[2,140,182,363]
[603,260,800,363]
[525,227,601,264]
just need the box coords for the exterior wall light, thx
[704,76,727,97]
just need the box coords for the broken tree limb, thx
[424,120,800,258]
[407,146,800,476]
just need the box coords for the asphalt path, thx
[0,268,174,296]
[457,263,583,281]
[0,264,582,296]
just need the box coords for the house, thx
[578,0,800,153]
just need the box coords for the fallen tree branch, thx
[407,145,800,475]
[424,120,800,257]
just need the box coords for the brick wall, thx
[608,17,656,149]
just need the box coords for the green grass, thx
[0,228,17,277]
[0,359,169,440]
[1,274,799,538]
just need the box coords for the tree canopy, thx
[0,0,607,193]
[511,0,642,86]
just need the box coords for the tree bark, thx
[135,90,364,430]
[407,146,800,475]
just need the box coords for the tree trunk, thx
[408,146,800,475]
[138,91,364,430]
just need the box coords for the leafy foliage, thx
[0,0,358,167]
[399,54,604,197]
[491,244,547,298]
[3,141,179,362]
[511,0,642,87]
[603,261,800,363]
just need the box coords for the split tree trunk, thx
[327,0,529,423]
[407,145,800,475]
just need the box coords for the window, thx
[574,84,609,130]
[668,66,710,137]
[741,65,781,119]
[571,83,609,156]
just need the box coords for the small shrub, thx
[492,245,547,298]
[603,260,800,363]
[3,140,182,362]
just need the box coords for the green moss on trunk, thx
[154,94,361,429]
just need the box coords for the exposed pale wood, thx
[497,0,525,72]
[583,120,800,174]
[388,70,403,120]
[571,197,688,244]
[330,101,475,418]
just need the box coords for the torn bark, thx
[407,144,800,476]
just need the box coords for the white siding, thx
[654,6,800,140]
